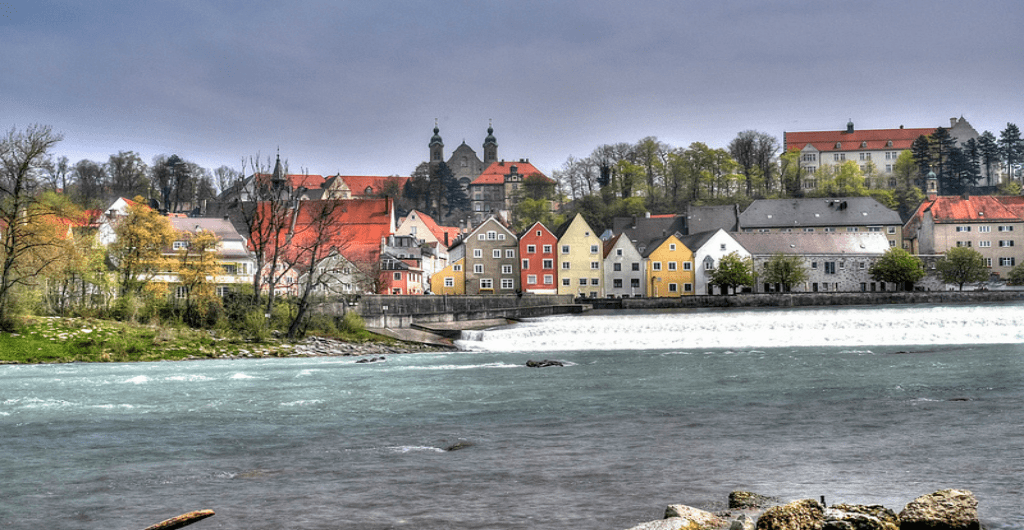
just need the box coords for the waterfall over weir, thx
[456,303,1024,352]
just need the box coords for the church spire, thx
[429,119,444,164]
[483,119,498,163]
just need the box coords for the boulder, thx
[526,359,564,367]
[731,514,756,530]
[627,518,719,530]
[756,499,825,530]
[445,440,475,452]
[824,504,899,530]
[898,489,980,530]
[664,504,728,529]
[730,491,780,509]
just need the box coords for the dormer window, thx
[835,142,842,149]
[886,140,893,147]
[860,141,868,148]
[364,186,373,195]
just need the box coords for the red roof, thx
[338,175,409,196]
[785,126,936,153]
[921,195,1022,223]
[472,160,552,186]
[254,173,326,190]
[407,210,460,247]
[995,195,1024,219]
[255,198,393,267]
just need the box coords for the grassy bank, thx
[0,316,393,364]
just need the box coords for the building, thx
[429,122,499,188]
[642,234,695,297]
[904,194,1024,278]
[467,159,552,226]
[462,217,519,295]
[554,214,604,298]
[733,232,896,293]
[739,197,903,248]
[603,233,646,298]
[164,217,256,298]
[430,255,465,295]
[396,210,461,249]
[679,229,750,295]
[316,175,409,200]
[519,221,558,294]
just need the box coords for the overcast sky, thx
[4,1,1024,182]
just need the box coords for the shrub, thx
[243,310,270,342]
[340,311,364,333]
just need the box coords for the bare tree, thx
[107,151,148,199]
[285,199,346,338]
[213,165,242,197]
[71,159,107,208]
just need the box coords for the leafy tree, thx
[108,197,176,297]
[729,130,779,197]
[0,125,67,327]
[892,150,925,221]
[777,149,805,198]
[709,251,754,295]
[761,253,807,292]
[807,160,867,197]
[869,248,925,291]
[174,229,222,325]
[1007,263,1024,286]
[935,247,989,291]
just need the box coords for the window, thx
[473,249,483,258]
[478,233,485,240]
[527,274,538,284]
[984,258,992,267]
[669,243,676,251]
[590,278,599,286]
[833,153,846,161]
[956,241,971,247]
[393,272,402,281]
[668,262,677,271]
[631,278,640,288]
[527,245,536,253]
[480,278,493,289]
[632,263,640,271]
[492,249,501,258]
[498,234,506,240]
[668,283,678,293]
[802,153,817,162]
[453,264,462,272]
[704,260,714,271]
[811,261,818,269]
[999,225,1014,232]
[979,241,991,247]
[978,226,991,233]
[543,259,553,269]
[683,262,692,271]
[616,249,623,256]
[591,245,599,254]
[473,264,483,273]
[956,226,971,232]
[860,152,871,161]
[173,241,188,250]
[522,259,530,269]
[653,262,662,271]
[823,227,835,232]
[536,230,541,237]
[888,226,897,234]
[223,264,238,275]
[847,227,859,232]
[562,278,570,286]
[561,245,570,254]
[804,228,815,232]
[613,279,623,288]
[502,265,513,275]
[824,262,836,274]
[487,231,497,240]
[216,286,230,297]
[543,274,553,284]
[999,240,1014,247]
[579,278,587,286]
[175,286,188,299]
[1000,257,1016,267]
[444,277,454,287]
[501,279,514,290]
[543,245,552,253]
[562,261,570,270]
[591,261,600,270]
[613,263,621,272]
[683,283,693,292]
[506,249,516,258]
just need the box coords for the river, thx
[1,303,1022,529]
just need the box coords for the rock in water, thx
[663,504,728,529]
[898,489,980,530]
[445,440,474,451]
[756,499,825,530]
[730,491,780,509]
[824,504,899,530]
[731,514,755,530]
[627,518,719,530]
[526,359,564,367]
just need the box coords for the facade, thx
[462,217,519,295]
[468,160,551,226]
[396,209,461,249]
[380,254,423,295]
[679,229,751,295]
[163,217,256,297]
[732,232,896,293]
[554,214,605,298]
[430,256,465,295]
[429,122,499,189]
[740,197,904,248]
[317,175,409,200]
[519,222,558,295]
[603,233,646,298]
[642,234,695,297]
[300,250,375,297]
[904,195,1024,277]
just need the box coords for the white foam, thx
[280,399,324,407]
[388,445,445,453]
[229,373,257,380]
[124,375,150,384]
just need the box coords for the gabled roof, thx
[257,198,393,266]
[518,220,555,240]
[740,197,902,228]
[731,232,892,255]
[405,209,461,247]
[678,229,719,253]
[920,195,1022,223]
[253,172,326,190]
[465,215,516,239]
[612,214,686,248]
[640,233,686,258]
[785,125,935,153]
[169,217,251,259]
[471,160,551,186]
[686,204,740,233]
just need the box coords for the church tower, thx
[429,120,444,166]
[483,121,498,164]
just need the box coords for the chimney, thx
[951,118,958,128]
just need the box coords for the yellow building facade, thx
[430,257,465,295]
[644,236,695,297]
[555,214,604,298]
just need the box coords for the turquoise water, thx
[1,304,1022,529]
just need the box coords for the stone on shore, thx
[730,491,780,509]
[627,518,720,530]
[756,499,825,530]
[898,489,980,530]
[730,514,756,530]
[824,504,899,530]
[663,504,728,529]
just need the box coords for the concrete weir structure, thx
[321,294,581,329]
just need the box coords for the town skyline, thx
[5,1,1024,178]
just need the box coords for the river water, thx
[1,304,1022,530]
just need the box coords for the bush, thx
[340,311,364,333]
[243,310,270,342]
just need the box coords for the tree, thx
[761,253,807,292]
[977,131,1000,184]
[107,151,149,199]
[0,124,67,326]
[999,123,1024,183]
[151,154,193,212]
[1007,263,1024,286]
[71,159,107,208]
[285,199,346,338]
[729,130,778,197]
[808,160,867,197]
[709,252,754,295]
[174,229,222,325]
[892,150,925,221]
[935,247,989,291]
[869,248,924,291]
[213,165,242,197]
[108,198,176,297]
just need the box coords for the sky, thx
[4,1,1024,183]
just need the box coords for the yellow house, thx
[554,213,604,297]
[642,235,695,297]
[430,257,465,295]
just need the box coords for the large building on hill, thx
[784,118,981,190]
[428,122,499,188]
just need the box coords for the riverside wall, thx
[319,294,579,328]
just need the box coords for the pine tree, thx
[999,123,1024,181]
